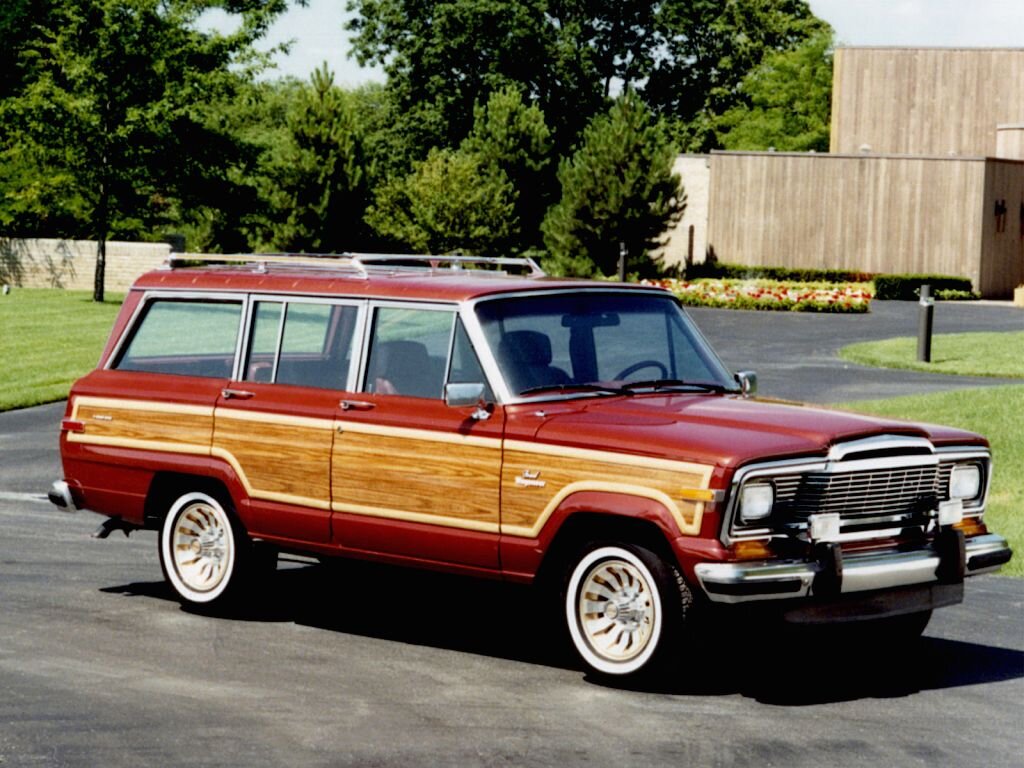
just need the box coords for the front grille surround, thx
[724,438,990,545]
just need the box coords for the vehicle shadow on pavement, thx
[102,560,1024,704]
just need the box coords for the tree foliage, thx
[0,0,834,284]
[253,66,368,253]
[461,86,552,248]
[366,148,517,255]
[713,30,833,152]
[644,0,830,151]
[0,0,288,300]
[542,93,683,278]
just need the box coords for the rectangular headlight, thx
[739,482,774,523]
[950,464,982,501]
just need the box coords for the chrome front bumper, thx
[694,533,1012,604]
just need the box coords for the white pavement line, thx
[0,491,50,504]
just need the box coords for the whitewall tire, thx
[159,492,242,605]
[564,544,687,677]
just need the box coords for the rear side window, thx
[114,299,242,378]
[244,301,358,390]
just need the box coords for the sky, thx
[242,0,1024,84]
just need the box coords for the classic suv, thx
[51,253,1012,677]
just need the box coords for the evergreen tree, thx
[258,66,368,253]
[460,86,551,249]
[542,93,683,278]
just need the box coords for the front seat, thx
[368,340,438,397]
[497,330,571,395]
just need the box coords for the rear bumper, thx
[47,480,78,513]
[694,533,1012,605]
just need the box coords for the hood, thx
[510,394,984,469]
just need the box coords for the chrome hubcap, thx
[172,502,229,593]
[578,559,656,663]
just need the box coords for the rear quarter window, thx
[114,299,242,378]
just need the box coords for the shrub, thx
[872,274,974,300]
[935,288,981,301]
[685,261,874,284]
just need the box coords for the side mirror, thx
[444,382,491,420]
[735,370,757,398]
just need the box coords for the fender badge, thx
[515,469,547,488]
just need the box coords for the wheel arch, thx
[144,470,242,530]
[533,509,681,593]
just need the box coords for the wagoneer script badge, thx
[515,470,547,488]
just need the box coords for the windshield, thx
[475,291,737,399]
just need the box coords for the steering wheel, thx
[614,360,668,381]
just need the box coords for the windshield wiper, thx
[517,383,633,397]
[621,379,736,394]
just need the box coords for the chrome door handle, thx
[339,399,375,411]
[221,389,255,400]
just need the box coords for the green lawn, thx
[836,385,1024,577]
[0,289,123,411]
[840,331,1024,378]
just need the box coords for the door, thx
[213,298,363,543]
[331,305,503,569]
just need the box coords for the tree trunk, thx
[93,238,106,303]
[93,179,109,303]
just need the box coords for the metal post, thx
[917,284,934,362]
[618,242,627,282]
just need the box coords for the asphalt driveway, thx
[687,299,1023,402]
[0,297,1021,768]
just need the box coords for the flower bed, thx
[644,278,873,313]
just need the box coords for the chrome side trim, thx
[695,533,1011,604]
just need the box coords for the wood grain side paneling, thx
[500,444,712,538]
[332,424,502,530]
[69,397,213,452]
[213,410,334,507]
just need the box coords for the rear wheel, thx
[159,491,247,605]
[563,543,692,677]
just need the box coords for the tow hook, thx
[93,518,139,539]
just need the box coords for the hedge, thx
[685,261,874,284]
[873,274,975,300]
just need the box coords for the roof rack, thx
[164,252,546,278]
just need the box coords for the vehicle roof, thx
[131,263,664,304]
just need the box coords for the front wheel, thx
[563,543,692,677]
[159,491,246,605]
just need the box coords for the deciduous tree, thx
[712,30,833,152]
[365,148,517,255]
[0,0,288,301]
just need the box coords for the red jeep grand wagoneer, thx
[51,253,1012,677]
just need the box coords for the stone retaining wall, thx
[0,238,171,292]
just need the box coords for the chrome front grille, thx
[792,465,939,520]
[761,462,951,537]
[727,436,991,544]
